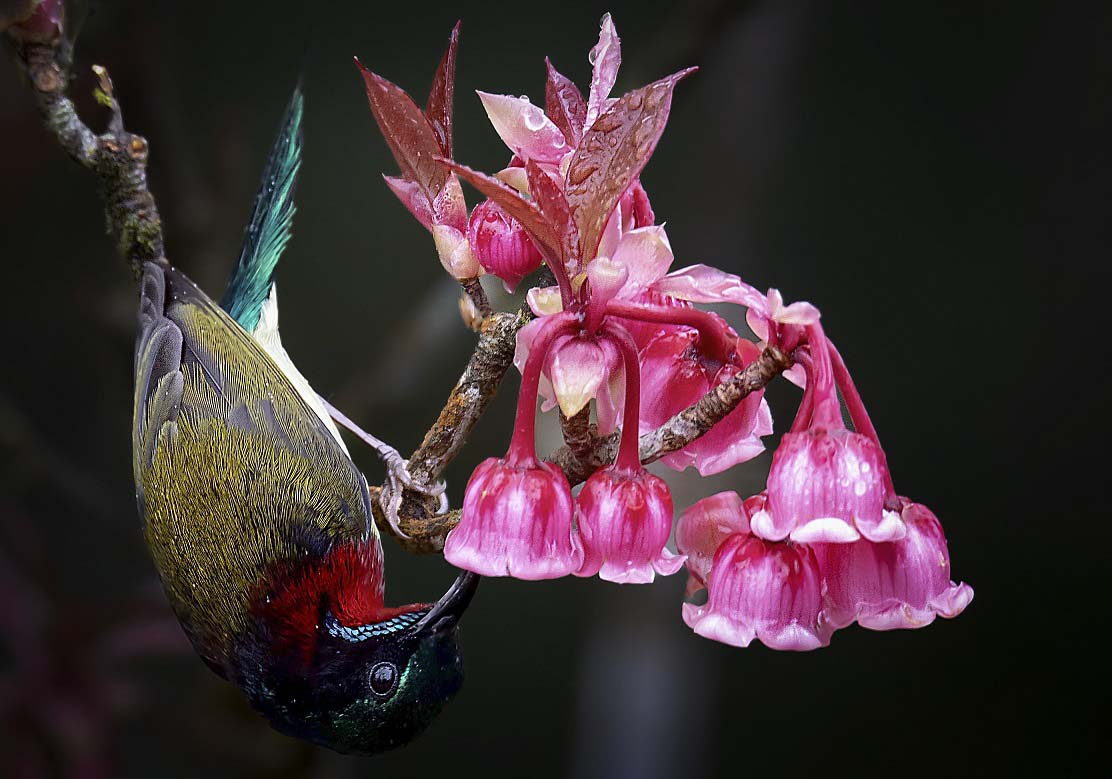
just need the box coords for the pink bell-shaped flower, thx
[759,426,900,543]
[816,498,974,630]
[466,198,543,291]
[752,322,904,543]
[446,456,582,580]
[574,323,684,583]
[682,534,831,651]
[445,313,584,580]
[575,467,683,583]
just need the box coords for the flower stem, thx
[789,350,815,433]
[604,299,733,361]
[506,312,577,467]
[827,340,897,497]
[600,321,643,473]
[804,321,841,429]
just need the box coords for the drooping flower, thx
[445,456,581,580]
[444,313,583,579]
[682,533,831,651]
[574,325,684,584]
[750,320,906,543]
[815,498,974,630]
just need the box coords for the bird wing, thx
[133,261,373,547]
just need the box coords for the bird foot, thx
[318,395,449,540]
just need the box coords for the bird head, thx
[236,545,479,755]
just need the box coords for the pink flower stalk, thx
[574,325,684,583]
[444,313,584,579]
[682,533,831,651]
[467,198,543,291]
[753,321,906,544]
[357,24,479,279]
[815,498,974,630]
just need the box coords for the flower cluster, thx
[360,14,971,648]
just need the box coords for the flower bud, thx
[432,224,480,280]
[466,199,543,291]
[575,467,683,583]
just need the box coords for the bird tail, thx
[221,85,304,332]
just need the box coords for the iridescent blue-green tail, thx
[222,86,304,332]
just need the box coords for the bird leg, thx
[317,396,449,539]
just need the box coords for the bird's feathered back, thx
[222,87,304,332]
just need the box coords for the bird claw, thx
[317,396,450,540]
[378,450,449,541]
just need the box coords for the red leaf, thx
[544,58,587,147]
[525,160,579,267]
[426,21,460,158]
[442,159,562,263]
[355,58,448,202]
[564,68,696,260]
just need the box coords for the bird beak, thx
[411,570,480,636]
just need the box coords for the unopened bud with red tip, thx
[466,198,543,291]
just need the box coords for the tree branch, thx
[9,29,164,275]
[548,344,793,485]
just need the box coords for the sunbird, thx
[131,87,476,754]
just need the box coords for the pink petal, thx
[527,285,563,316]
[653,264,767,310]
[545,334,619,418]
[612,226,674,291]
[477,92,570,165]
[676,490,750,586]
[383,175,434,231]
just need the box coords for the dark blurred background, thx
[1,1,1107,777]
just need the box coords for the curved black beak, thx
[411,570,480,636]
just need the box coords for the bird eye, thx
[369,662,398,697]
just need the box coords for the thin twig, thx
[549,344,793,485]
[10,31,163,275]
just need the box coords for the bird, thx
[131,86,477,754]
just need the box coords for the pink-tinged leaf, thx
[565,68,696,260]
[383,175,434,231]
[426,21,460,157]
[525,159,579,264]
[356,58,448,200]
[585,13,622,130]
[545,58,587,146]
[478,92,569,165]
[442,158,563,264]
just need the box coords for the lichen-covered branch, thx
[8,27,163,275]
[383,344,792,553]
[550,344,793,485]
